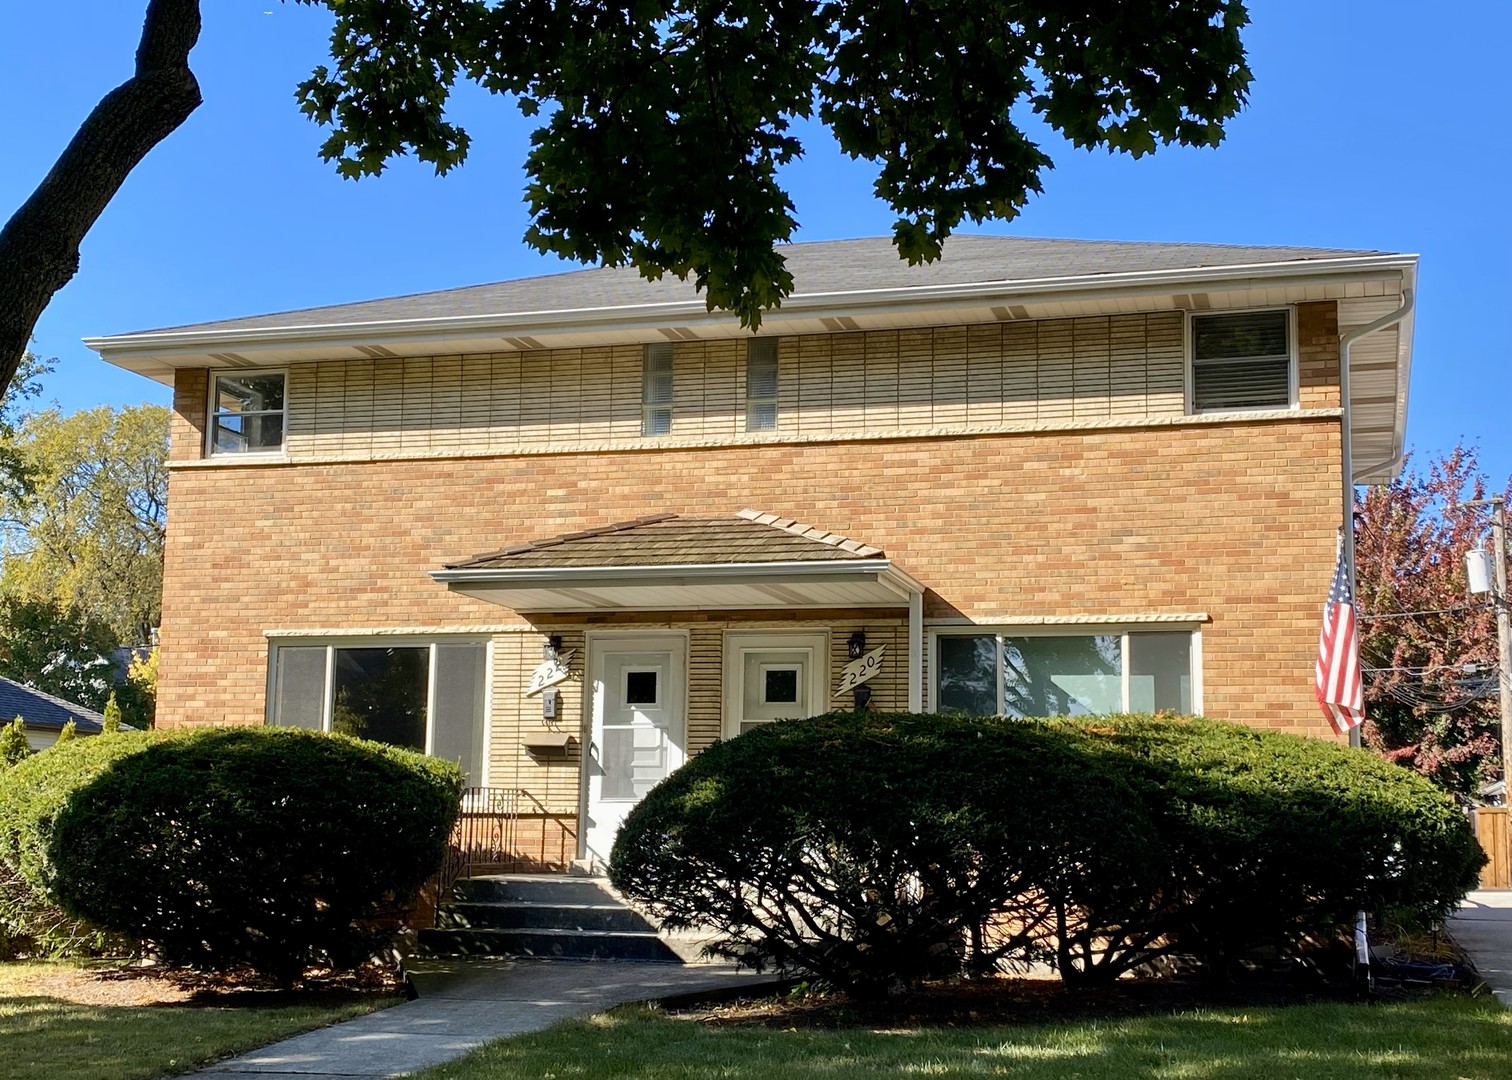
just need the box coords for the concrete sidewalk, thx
[1448,889,1512,1007]
[188,960,776,1080]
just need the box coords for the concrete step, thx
[416,926,692,963]
[452,875,620,906]
[437,901,656,933]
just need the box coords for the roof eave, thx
[85,253,1419,365]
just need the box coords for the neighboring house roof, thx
[448,510,886,570]
[123,236,1384,337]
[0,677,106,734]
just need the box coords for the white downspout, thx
[908,590,924,712]
[1338,287,1414,748]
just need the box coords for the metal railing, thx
[434,787,579,901]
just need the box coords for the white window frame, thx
[641,343,674,436]
[265,634,493,784]
[206,368,289,458]
[1184,306,1297,415]
[722,630,830,738]
[927,624,1203,716]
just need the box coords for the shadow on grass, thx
[413,994,1512,1080]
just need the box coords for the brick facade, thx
[159,415,1342,737]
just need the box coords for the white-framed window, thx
[209,371,287,454]
[745,338,779,432]
[930,627,1200,717]
[268,637,489,784]
[1188,308,1294,413]
[642,343,674,436]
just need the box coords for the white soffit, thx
[434,561,921,613]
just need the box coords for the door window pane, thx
[1129,632,1193,713]
[273,646,326,729]
[624,670,659,705]
[763,667,799,704]
[937,635,998,715]
[330,647,429,750]
[1002,635,1121,718]
[432,643,487,785]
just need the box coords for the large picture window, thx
[270,639,488,784]
[933,630,1196,717]
[210,372,286,454]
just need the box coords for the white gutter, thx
[85,253,1417,359]
[1339,286,1414,748]
[432,558,926,594]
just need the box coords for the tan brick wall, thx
[159,409,1343,740]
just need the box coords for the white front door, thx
[723,631,829,738]
[584,634,686,866]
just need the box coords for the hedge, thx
[610,712,1483,995]
[0,727,461,981]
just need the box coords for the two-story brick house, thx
[87,236,1417,868]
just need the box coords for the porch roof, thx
[432,510,922,612]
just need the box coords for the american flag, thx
[1316,550,1364,735]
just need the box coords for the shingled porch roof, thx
[433,510,920,612]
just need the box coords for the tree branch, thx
[0,0,202,391]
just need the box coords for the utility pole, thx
[1466,496,1512,805]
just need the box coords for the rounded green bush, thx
[610,712,1484,994]
[1048,714,1486,975]
[610,711,1162,995]
[0,727,461,981]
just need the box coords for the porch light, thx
[848,631,867,659]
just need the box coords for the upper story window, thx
[745,338,779,432]
[642,344,673,436]
[933,629,1196,717]
[210,372,286,454]
[1190,310,1292,413]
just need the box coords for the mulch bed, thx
[11,963,399,1009]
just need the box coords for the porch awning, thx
[431,510,923,613]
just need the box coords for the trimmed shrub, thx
[610,711,1162,996]
[0,727,460,981]
[0,717,31,768]
[610,712,1484,995]
[1045,715,1486,981]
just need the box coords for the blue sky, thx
[4,1,1508,479]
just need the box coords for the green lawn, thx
[413,994,1512,1080]
[0,962,395,1080]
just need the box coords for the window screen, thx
[746,338,779,431]
[642,343,673,436]
[273,646,326,729]
[936,635,998,716]
[1191,310,1290,412]
[431,643,487,786]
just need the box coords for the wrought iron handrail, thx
[434,787,580,904]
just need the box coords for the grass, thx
[0,961,396,1080]
[411,993,1512,1080]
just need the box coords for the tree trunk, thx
[0,0,202,392]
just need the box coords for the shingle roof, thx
[446,510,886,571]
[137,235,1384,336]
[0,677,106,733]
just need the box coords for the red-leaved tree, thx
[1354,445,1507,798]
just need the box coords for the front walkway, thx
[1448,889,1512,1007]
[188,959,776,1080]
